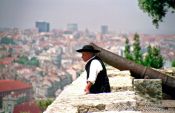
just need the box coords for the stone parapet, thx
[133,79,162,104]
[158,67,175,77]
[44,66,175,113]
[44,68,136,113]
[44,91,136,113]
[109,71,133,92]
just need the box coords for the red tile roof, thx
[0,57,15,65]
[0,80,32,92]
[14,101,42,113]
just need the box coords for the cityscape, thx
[0,21,175,112]
[0,0,175,112]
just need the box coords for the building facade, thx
[0,80,33,113]
[67,23,78,32]
[35,21,50,32]
[101,25,108,34]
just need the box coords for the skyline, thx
[0,0,175,34]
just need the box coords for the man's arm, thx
[85,60,102,94]
[84,81,93,94]
[87,60,102,84]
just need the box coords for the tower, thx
[101,25,108,34]
[67,23,78,32]
[35,21,50,32]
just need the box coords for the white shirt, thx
[86,56,103,84]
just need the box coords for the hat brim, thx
[76,49,100,53]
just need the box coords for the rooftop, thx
[0,80,32,92]
[13,101,41,113]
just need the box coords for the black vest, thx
[85,56,111,93]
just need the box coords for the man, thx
[76,44,111,94]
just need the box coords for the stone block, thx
[133,79,162,104]
[156,67,175,77]
[107,70,131,77]
[109,76,133,92]
[162,100,175,108]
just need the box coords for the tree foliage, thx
[124,33,164,69]
[124,33,143,64]
[16,55,40,66]
[143,45,164,68]
[172,59,175,67]
[132,33,143,64]
[124,38,133,60]
[36,98,54,112]
[16,55,28,65]
[28,57,40,66]
[138,0,175,28]
[0,37,16,45]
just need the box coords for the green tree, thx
[0,37,16,45]
[124,38,133,60]
[138,0,175,28]
[16,55,29,65]
[143,45,164,68]
[15,56,40,67]
[36,98,54,112]
[28,57,40,66]
[124,34,164,69]
[172,59,175,67]
[132,33,143,64]
[143,45,152,67]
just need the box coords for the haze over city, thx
[0,0,175,34]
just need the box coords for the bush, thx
[36,98,54,112]
[16,56,40,66]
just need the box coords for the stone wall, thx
[44,66,175,113]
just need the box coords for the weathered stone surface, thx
[92,111,141,113]
[44,69,137,113]
[45,91,137,113]
[162,100,175,108]
[107,68,130,77]
[92,111,175,113]
[133,79,162,104]
[44,67,174,113]
[109,71,133,92]
[156,67,175,77]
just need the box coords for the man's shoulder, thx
[91,59,101,65]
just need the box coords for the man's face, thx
[81,52,92,62]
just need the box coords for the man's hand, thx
[84,81,92,94]
[84,88,90,94]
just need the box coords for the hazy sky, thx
[0,0,175,34]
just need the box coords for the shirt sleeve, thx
[87,59,103,84]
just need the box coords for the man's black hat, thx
[76,45,100,53]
